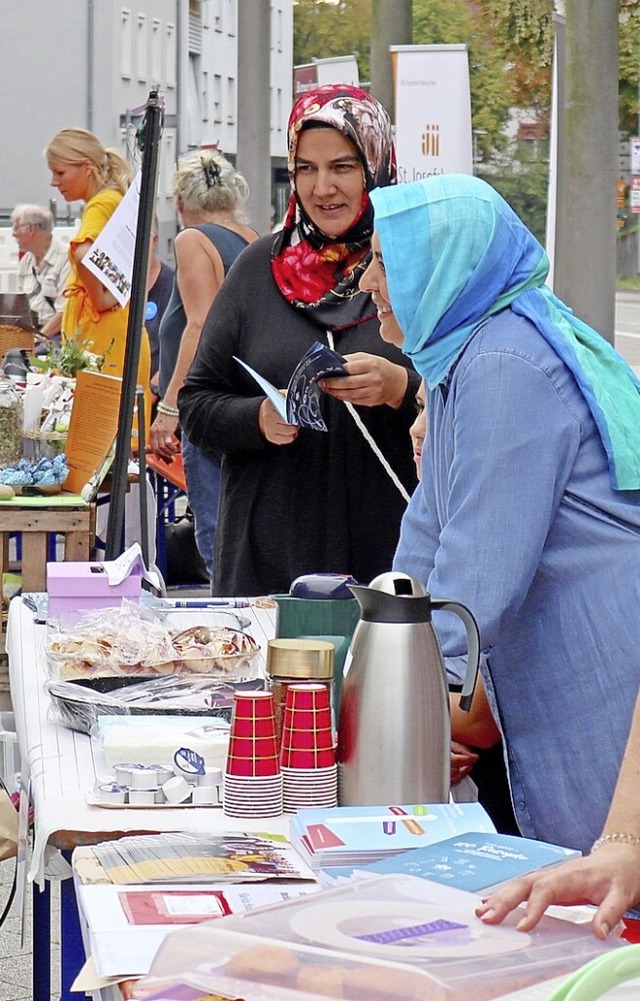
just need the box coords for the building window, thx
[227,76,236,124]
[137,13,147,82]
[203,70,209,122]
[212,0,223,31]
[162,132,176,199]
[151,18,161,82]
[213,74,222,123]
[275,7,282,52]
[226,0,236,37]
[166,22,176,88]
[121,8,132,79]
[189,0,202,54]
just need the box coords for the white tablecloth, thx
[6,596,287,885]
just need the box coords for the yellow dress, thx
[62,189,152,442]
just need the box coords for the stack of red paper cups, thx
[280,683,337,812]
[223,691,283,818]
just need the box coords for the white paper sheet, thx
[83,172,141,307]
[77,881,320,978]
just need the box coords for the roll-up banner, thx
[391,44,473,182]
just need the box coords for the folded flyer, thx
[89,830,318,885]
[234,340,348,431]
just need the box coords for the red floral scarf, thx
[271,84,396,330]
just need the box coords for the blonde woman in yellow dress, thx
[44,127,152,433]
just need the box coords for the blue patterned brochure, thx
[234,341,348,431]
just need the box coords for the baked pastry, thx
[296,962,346,997]
[225,943,300,982]
[343,963,440,1000]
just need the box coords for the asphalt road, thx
[615,290,640,369]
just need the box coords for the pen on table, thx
[170,599,252,608]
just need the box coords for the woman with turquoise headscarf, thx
[362,174,640,859]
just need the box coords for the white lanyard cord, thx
[327,331,411,505]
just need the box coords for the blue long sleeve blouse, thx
[394,308,640,853]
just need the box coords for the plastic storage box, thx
[138,873,623,1001]
[46,560,141,627]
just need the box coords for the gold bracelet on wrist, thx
[157,402,180,418]
[590,832,640,854]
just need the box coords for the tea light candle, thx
[129,766,160,790]
[97,782,127,805]
[128,788,159,806]
[162,775,192,804]
[197,767,223,788]
[192,785,220,805]
[114,763,138,785]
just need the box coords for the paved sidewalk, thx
[0,853,60,1001]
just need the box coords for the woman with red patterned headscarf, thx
[179,84,420,597]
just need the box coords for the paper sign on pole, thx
[83,171,142,307]
[294,55,359,98]
[391,45,473,183]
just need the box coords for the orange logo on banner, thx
[421,123,440,157]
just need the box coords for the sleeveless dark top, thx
[158,223,250,397]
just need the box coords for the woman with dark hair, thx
[179,85,419,596]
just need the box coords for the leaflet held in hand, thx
[234,340,348,431]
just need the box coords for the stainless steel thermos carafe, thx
[337,571,480,806]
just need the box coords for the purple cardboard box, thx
[46,560,142,627]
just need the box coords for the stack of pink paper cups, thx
[223,691,283,818]
[280,683,337,812]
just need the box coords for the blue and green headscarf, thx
[370,174,640,491]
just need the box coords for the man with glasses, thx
[11,204,71,339]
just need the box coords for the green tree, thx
[293,0,373,81]
[479,0,553,125]
[412,0,512,156]
[484,0,640,139]
[485,154,550,243]
[293,1,640,142]
[619,0,640,135]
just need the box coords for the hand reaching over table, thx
[478,685,640,938]
[476,842,640,940]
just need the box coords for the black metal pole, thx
[136,383,150,565]
[105,89,163,560]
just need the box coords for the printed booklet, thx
[322,831,581,892]
[289,802,497,870]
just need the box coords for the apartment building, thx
[0,0,293,268]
